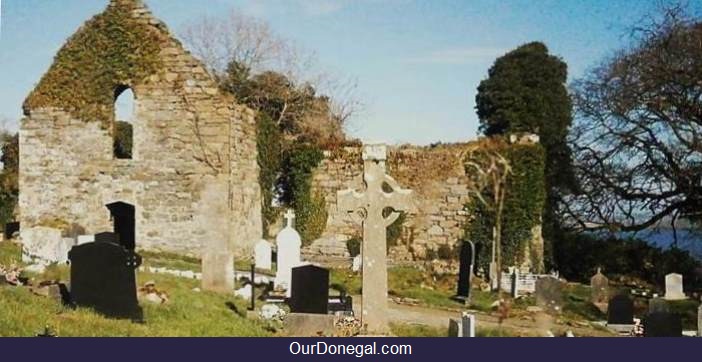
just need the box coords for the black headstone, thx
[607,294,634,325]
[106,202,135,250]
[4,222,19,240]
[290,264,329,314]
[456,241,474,298]
[94,232,119,244]
[644,312,682,337]
[68,241,142,320]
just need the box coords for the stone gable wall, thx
[19,0,261,258]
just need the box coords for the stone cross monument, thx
[337,144,414,334]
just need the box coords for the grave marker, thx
[290,264,329,314]
[275,210,302,296]
[607,294,634,326]
[337,144,414,334]
[254,239,273,270]
[664,273,686,300]
[68,241,142,320]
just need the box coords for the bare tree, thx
[465,145,512,290]
[567,5,702,239]
[180,9,361,128]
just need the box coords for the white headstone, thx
[21,227,74,264]
[352,254,362,272]
[77,234,95,245]
[275,210,301,297]
[664,273,686,300]
[254,239,273,270]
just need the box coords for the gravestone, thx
[607,294,634,325]
[68,241,142,320]
[535,276,563,309]
[4,222,19,240]
[448,313,476,337]
[644,312,682,337]
[337,144,414,334]
[456,240,475,299]
[77,235,95,246]
[664,273,686,300]
[648,297,670,314]
[95,232,119,244]
[275,210,302,297]
[590,268,609,304]
[21,226,67,264]
[254,239,273,270]
[289,264,329,314]
[351,254,362,272]
[697,303,701,337]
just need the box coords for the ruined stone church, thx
[19,0,262,261]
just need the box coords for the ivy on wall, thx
[23,1,163,128]
[256,113,282,235]
[464,139,546,272]
[280,142,326,245]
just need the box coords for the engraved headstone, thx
[254,239,273,270]
[68,241,142,320]
[275,210,301,296]
[664,273,686,300]
[337,144,414,334]
[290,264,329,314]
[697,303,701,337]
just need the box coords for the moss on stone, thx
[23,0,163,128]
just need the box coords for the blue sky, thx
[0,0,698,144]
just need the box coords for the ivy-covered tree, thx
[220,60,330,239]
[475,42,575,268]
[0,132,19,228]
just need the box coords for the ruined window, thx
[114,87,134,159]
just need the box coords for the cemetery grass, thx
[0,243,272,337]
[139,250,275,276]
[389,323,517,337]
[331,266,498,311]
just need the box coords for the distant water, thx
[620,229,702,261]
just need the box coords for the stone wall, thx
[19,0,261,260]
[312,143,480,261]
[312,142,544,270]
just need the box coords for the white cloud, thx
[402,47,508,65]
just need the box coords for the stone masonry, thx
[312,142,544,271]
[19,0,261,261]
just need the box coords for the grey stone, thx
[337,144,414,334]
[284,313,336,337]
[590,268,609,304]
[254,239,272,270]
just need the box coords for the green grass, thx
[0,243,273,337]
[331,267,471,309]
[390,323,446,337]
[561,283,606,321]
[390,322,519,337]
[0,241,21,266]
[667,299,699,330]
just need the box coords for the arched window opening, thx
[114,87,134,159]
